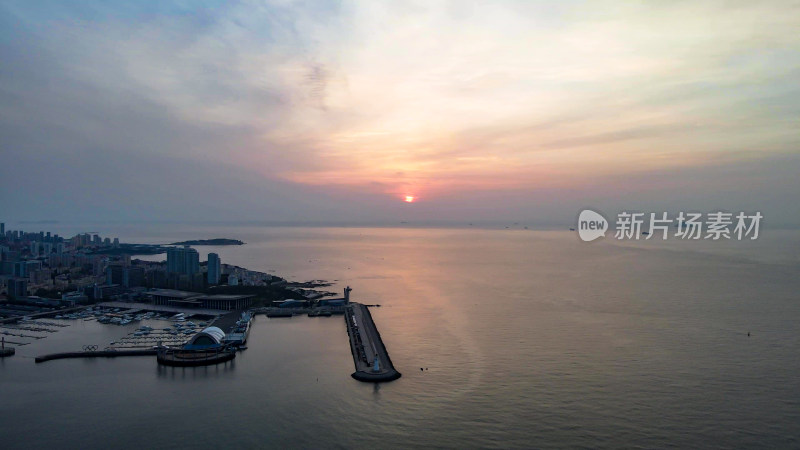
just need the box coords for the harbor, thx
[20,291,401,382]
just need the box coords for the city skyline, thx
[1,1,799,226]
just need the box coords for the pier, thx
[35,349,157,363]
[344,303,401,382]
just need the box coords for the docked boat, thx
[223,311,252,346]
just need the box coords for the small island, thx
[169,238,245,246]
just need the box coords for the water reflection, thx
[155,360,236,379]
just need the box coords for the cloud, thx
[0,0,798,224]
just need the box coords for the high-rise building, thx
[106,264,125,285]
[207,253,221,285]
[8,278,28,299]
[167,246,199,275]
[125,266,145,288]
[0,223,4,236]
[13,261,27,278]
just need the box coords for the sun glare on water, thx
[404,195,415,203]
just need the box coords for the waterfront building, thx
[207,253,221,285]
[277,299,307,308]
[167,246,200,275]
[61,291,89,306]
[147,289,255,310]
[319,298,348,307]
[84,283,124,301]
[229,275,239,286]
[146,269,168,288]
[184,327,226,349]
[191,272,205,291]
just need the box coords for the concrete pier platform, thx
[345,303,401,382]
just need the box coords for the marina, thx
[24,297,401,381]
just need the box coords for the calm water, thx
[3,226,800,449]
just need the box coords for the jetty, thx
[344,303,401,382]
[35,349,157,363]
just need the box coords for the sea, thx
[2,224,799,449]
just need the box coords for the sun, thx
[404,195,415,203]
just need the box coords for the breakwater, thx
[344,303,401,382]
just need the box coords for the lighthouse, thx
[344,286,352,302]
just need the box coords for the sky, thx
[1,0,799,226]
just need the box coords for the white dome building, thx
[185,326,225,348]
